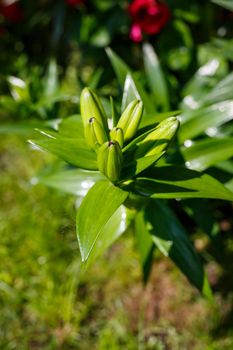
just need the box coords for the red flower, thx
[0,1,23,23]
[128,0,170,42]
[66,0,85,7]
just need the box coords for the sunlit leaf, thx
[7,76,29,101]
[106,47,154,113]
[0,122,42,135]
[143,43,169,111]
[87,205,129,266]
[211,0,233,11]
[179,101,233,142]
[29,132,97,170]
[122,74,141,112]
[182,137,233,171]
[43,59,59,97]
[201,72,233,106]
[58,115,85,139]
[128,165,233,201]
[76,180,128,261]
[37,168,104,196]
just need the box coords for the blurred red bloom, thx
[0,1,23,23]
[128,0,170,42]
[66,0,85,6]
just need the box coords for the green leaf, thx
[179,101,233,142]
[43,59,59,97]
[29,132,97,170]
[182,137,233,171]
[122,74,141,112]
[7,76,29,101]
[211,0,233,11]
[226,178,233,192]
[110,96,119,127]
[129,165,233,201]
[106,47,130,87]
[58,115,85,139]
[86,205,128,266]
[135,210,154,282]
[139,110,181,129]
[184,199,218,238]
[145,200,212,297]
[121,152,165,179]
[106,48,154,113]
[211,38,233,62]
[143,43,169,111]
[76,180,128,261]
[37,168,104,196]
[88,67,104,89]
[201,72,233,106]
[0,121,43,135]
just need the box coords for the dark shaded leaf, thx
[145,200,212,297]
[135,210,154,283]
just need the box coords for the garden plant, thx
[1,0,233,349]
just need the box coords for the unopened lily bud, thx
[85,117,108,150]
[97,140,122,182]
[80,87,108,132]
[135,117,179,158]
[110,127,124,148]
[117,99,143,142]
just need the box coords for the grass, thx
[0,134,233,349]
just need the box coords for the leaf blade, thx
[143,43,169,111]
[29,133,97,170]
[145,200,212,297]
[129,165,233,201]
[76,180,128,261]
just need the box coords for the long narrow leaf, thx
[145,200,212,297]
[211,0,233,11]
[29,133,97,170]
[135,210,154,282]
[76,180,128,261]
[106,48,154,113]
[179,101,233,142]
[86,205,129,266]
[128,165,233,201]
[143,43,169,111]
[37,168,104,196]
[182,137,233,171]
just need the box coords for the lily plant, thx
[30,87,233,298]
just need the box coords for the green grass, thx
[0,134,233,349]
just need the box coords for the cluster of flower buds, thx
[116,99,143,142]
[80,87,144,182]
[97,141,123,183]
[80,87,179,183]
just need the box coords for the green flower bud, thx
[80,87,108,132]
[117,99,143,142]
[85,117,108,150]
[109,127,124,148]
[135,117,179,158]
[97,140,122,182]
